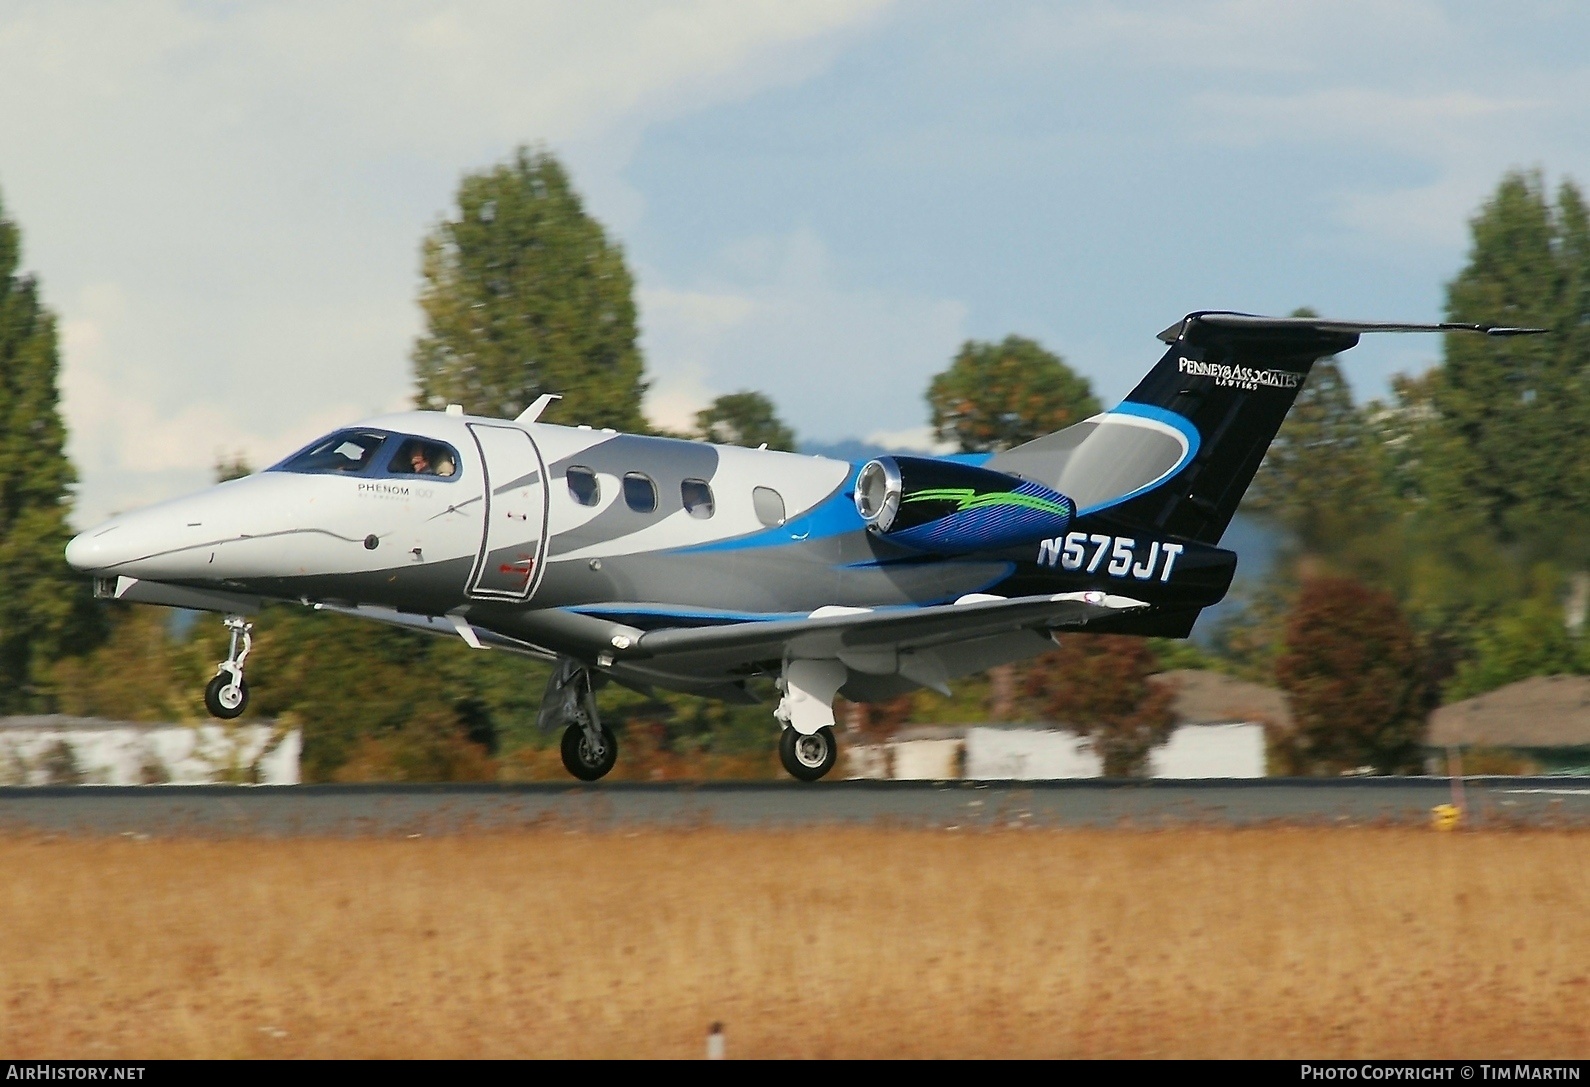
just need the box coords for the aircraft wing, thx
[633,590,1147,661]
[508,591,1152,694]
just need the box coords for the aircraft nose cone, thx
[65,525,116,573]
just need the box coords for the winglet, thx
[516,394,562,424]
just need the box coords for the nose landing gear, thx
[539,657,618,781]
[203,615,252,719]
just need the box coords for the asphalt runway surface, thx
[0,778,1587,833]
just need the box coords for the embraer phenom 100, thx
[64,312,1541,781]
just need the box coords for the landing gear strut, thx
[539,657,617,781]
[204,614,252,719]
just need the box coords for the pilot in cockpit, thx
[395,440,457,478]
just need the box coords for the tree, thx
[213,453,252,483]
[1245,311,1391,554]
[927,335,1101,717]
[927,335,1101,453]
[0,189,99,711]
[1273,577,1429,775]
[1023,635,1177,777]
[413,147,646,430]
[694,391,796,451]
[1443,567,1588,701]
[1421,171,1590,552]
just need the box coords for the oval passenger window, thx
[752,486,785,527]
[623,472,658,513]
[681,479,714,519]
[566,466,600,507]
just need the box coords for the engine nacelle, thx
[854,455,1075,554]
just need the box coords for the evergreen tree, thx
[1443,569,1586,701]
[1245,311,1392,554]
[1423,171,1590,553]
[927,335,1100,452]
[413,147,646,430]
[694,391,796,451]
[0,191,98,710]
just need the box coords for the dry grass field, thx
[1,826,1586,1059]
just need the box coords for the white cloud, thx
[0,1,892,525]
[637,229,968,445]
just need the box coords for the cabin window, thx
[386,438,458,479]
[623,472,658,513]
[753,486,786,527]
[566,466,600,507]
[272,429,390,475]
[681,479,715,519]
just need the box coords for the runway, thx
[0,777,1587,833]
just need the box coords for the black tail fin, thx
[988,312,1544,545]
[1104,313,1356,543]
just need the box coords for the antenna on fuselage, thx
[516,394,562,424]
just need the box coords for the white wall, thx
[1147,723,1265,779]
[847,722,1267,781]
[0,722,301,785]
[889,738,964,780]
[965,727,1103,780]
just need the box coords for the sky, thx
[2,1,1588,527]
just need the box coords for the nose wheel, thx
[204,615,252,720]
[540,657,618,781]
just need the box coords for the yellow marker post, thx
[1431,803,1462,831]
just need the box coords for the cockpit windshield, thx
[269,428,464,481]
[275,430,389,474]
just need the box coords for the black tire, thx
[561,723,618,781]
[204,673,248,719]
[780,725,837,782]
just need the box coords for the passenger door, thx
[465,423,550,602]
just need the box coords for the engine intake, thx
[854,456,1075,554]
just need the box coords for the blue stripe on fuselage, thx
[671,453,994,557]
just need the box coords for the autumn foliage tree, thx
[1274,577,1429,775]
[1024,635,1176,777]
[929,335,1100,718]
[928,335,1100,453]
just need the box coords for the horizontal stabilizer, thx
[1157,312,1548,344]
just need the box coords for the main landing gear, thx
[775,659,845,782]
[780,726,837,782]
[204,614,252,719]
[540,657,617,781]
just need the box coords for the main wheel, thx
[561,723,618,781]
[780,726,837,782]
[204,672,248,719]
